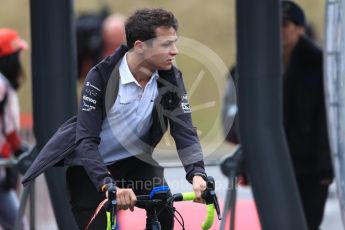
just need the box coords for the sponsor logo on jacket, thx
[181,95,191,113]
[82,95,97,104]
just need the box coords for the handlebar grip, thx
[106,211,117,230]
[181,192,196,201]
[201,204,215,230]
[180,192,216,230]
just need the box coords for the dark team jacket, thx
[283,36,333,179]
[22,45,206,190]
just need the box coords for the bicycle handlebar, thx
[176,192,216,230]
[0,158,16,167]
[0,146,35,173]
[97,177,221,230]
[135,176,221,230]
[0,148,32,167]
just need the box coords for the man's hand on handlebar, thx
[192,175,207,203]
[102,178,137,212]
[105,187,137,211]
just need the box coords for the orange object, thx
[0,28,28,57]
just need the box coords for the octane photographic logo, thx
[103,36,236,166]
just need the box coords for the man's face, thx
[281,19,304,51]
[142,26,178,71]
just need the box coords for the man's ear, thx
[133,40,145,54]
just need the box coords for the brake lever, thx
[202,176,222,220]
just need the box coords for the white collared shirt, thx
[98,53,159,163]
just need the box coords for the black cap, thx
[282,1,306,27]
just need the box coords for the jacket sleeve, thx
[315,80,334,180]
[167,69,207,182]
[75,67,112,191]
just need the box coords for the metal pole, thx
[14,185,30,230]
[30,0,78,228]
[236,0,307,229]
[29,181,36,230]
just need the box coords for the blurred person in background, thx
[101,13,126,58]
[282,1,333,229]
[76,10,126,81]
[76,9,108,81]
[222,66,239,145]
[222,1,333,229]
[0,28,28,230]
[305,23,318,43]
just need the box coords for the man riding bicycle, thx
[66,8,207,229]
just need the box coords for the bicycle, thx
[86,176,221,230]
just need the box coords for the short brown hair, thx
[125,8,178,49]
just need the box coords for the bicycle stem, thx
[106,184,117,230]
